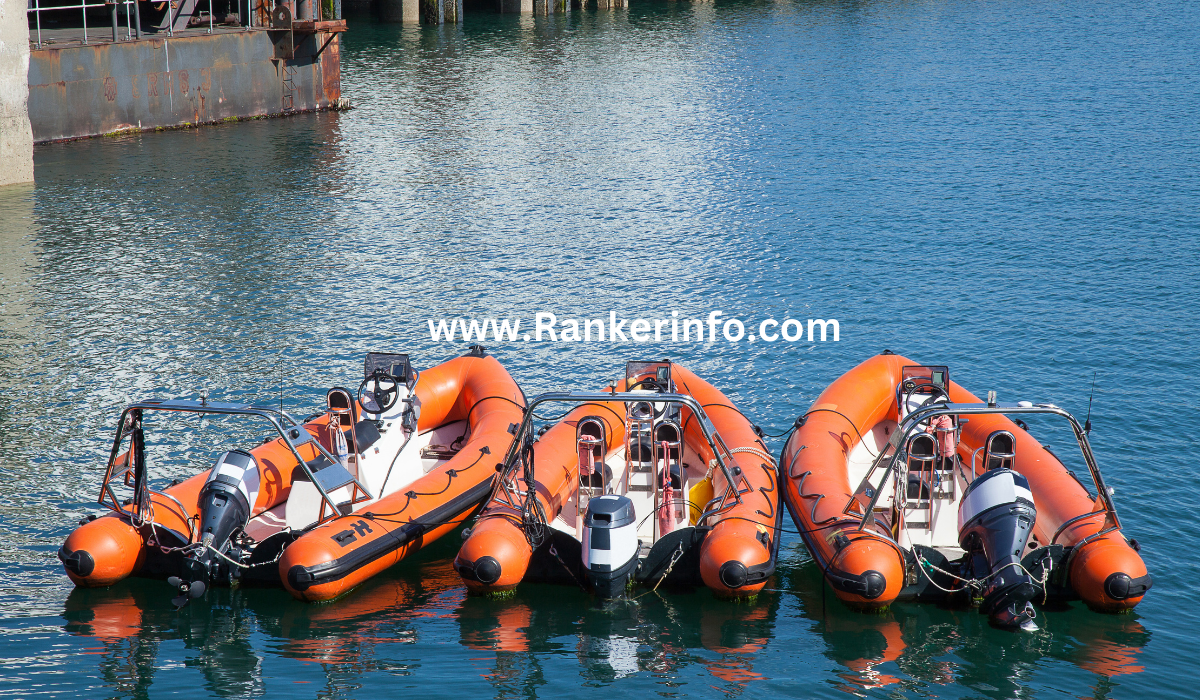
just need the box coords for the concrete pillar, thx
[378,0,420,23]
[500,0,532,13]
[0,0,34,186]
[417,0,459,23]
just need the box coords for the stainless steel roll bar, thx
[100,398,372,530]
[850,401,1120,545]
[500,391,743,508]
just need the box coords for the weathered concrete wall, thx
[28,29,342,143]
[0,0,34,185]
[378,0,420,24]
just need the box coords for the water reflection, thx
[784,559,1150,698]
[61,550,1151,699]
[456,587,777,690]
[0,184,38,458]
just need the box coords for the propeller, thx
[168,577,206,609]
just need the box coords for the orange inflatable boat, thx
[454,360,781,599]
[59,347,524,604]
[780,352,1150,629]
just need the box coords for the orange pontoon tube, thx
[455,360,781,599]
[59,347,524,604]
[780,352,1150,629]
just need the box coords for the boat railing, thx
[496,391,744,525]
[98,398,372,532]
[848,401,1121,546]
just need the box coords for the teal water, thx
[2,0,1198,697]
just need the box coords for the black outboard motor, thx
[197,449,259,552]
[958,464,1039,631]
[170,449,260,607]
[582,496,639,598]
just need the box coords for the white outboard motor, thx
[582,495,639,598]
[958,467,1039,630]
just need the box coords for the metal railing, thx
[29,0,342,49]
[101,398,372,528]
[27,0,227,48]
[29,0,139,47]
[847,401,1122,547]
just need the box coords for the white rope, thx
[729,446,777,465]
[913,552,978,593]
[914,550,1052,597]
[203,543,284,570]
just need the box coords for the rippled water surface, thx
[2,0,1198,697]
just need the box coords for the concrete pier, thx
[0,0,34,185]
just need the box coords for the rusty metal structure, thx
[25,1,347,142]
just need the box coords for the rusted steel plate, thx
[28,30,342,143]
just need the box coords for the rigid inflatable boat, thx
[59,347,524,603]
[454,360,781,599]
[781,352,1151,629]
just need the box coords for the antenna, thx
[279,357,284,416]
[1084,371,1097,434]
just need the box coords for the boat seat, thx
[583,464,614,489]
[907,473,931,501]
[983,430,1016,470]
[907,433,937,466]
[326,387,382,453]
[285,459,357,530]
[577,416,610,488]
[326,387,359,426]
[348,419,381,452]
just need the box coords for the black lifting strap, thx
[132,411,151,512]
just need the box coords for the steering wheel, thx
[627,378,667,393]
[903,382,949,417]
[358,370,400,414]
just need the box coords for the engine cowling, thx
[185,449,260,584]
[958,467,1039,630]
[582,495,639,598]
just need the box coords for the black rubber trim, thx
[779,444,889,601]
[288,479,494,592]
[705,451,787,590]
[1105,571,1154,600]
[455,559,478,581]
[58,544,95,578]
[719,560,747,588]
[457,554,502,584]
[743,460,788,585]
[827,566,887,599]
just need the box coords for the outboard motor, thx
[170,449,259,606]
[198,449,259,552]
[958,465,1039,631]
[582,495,639,598]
